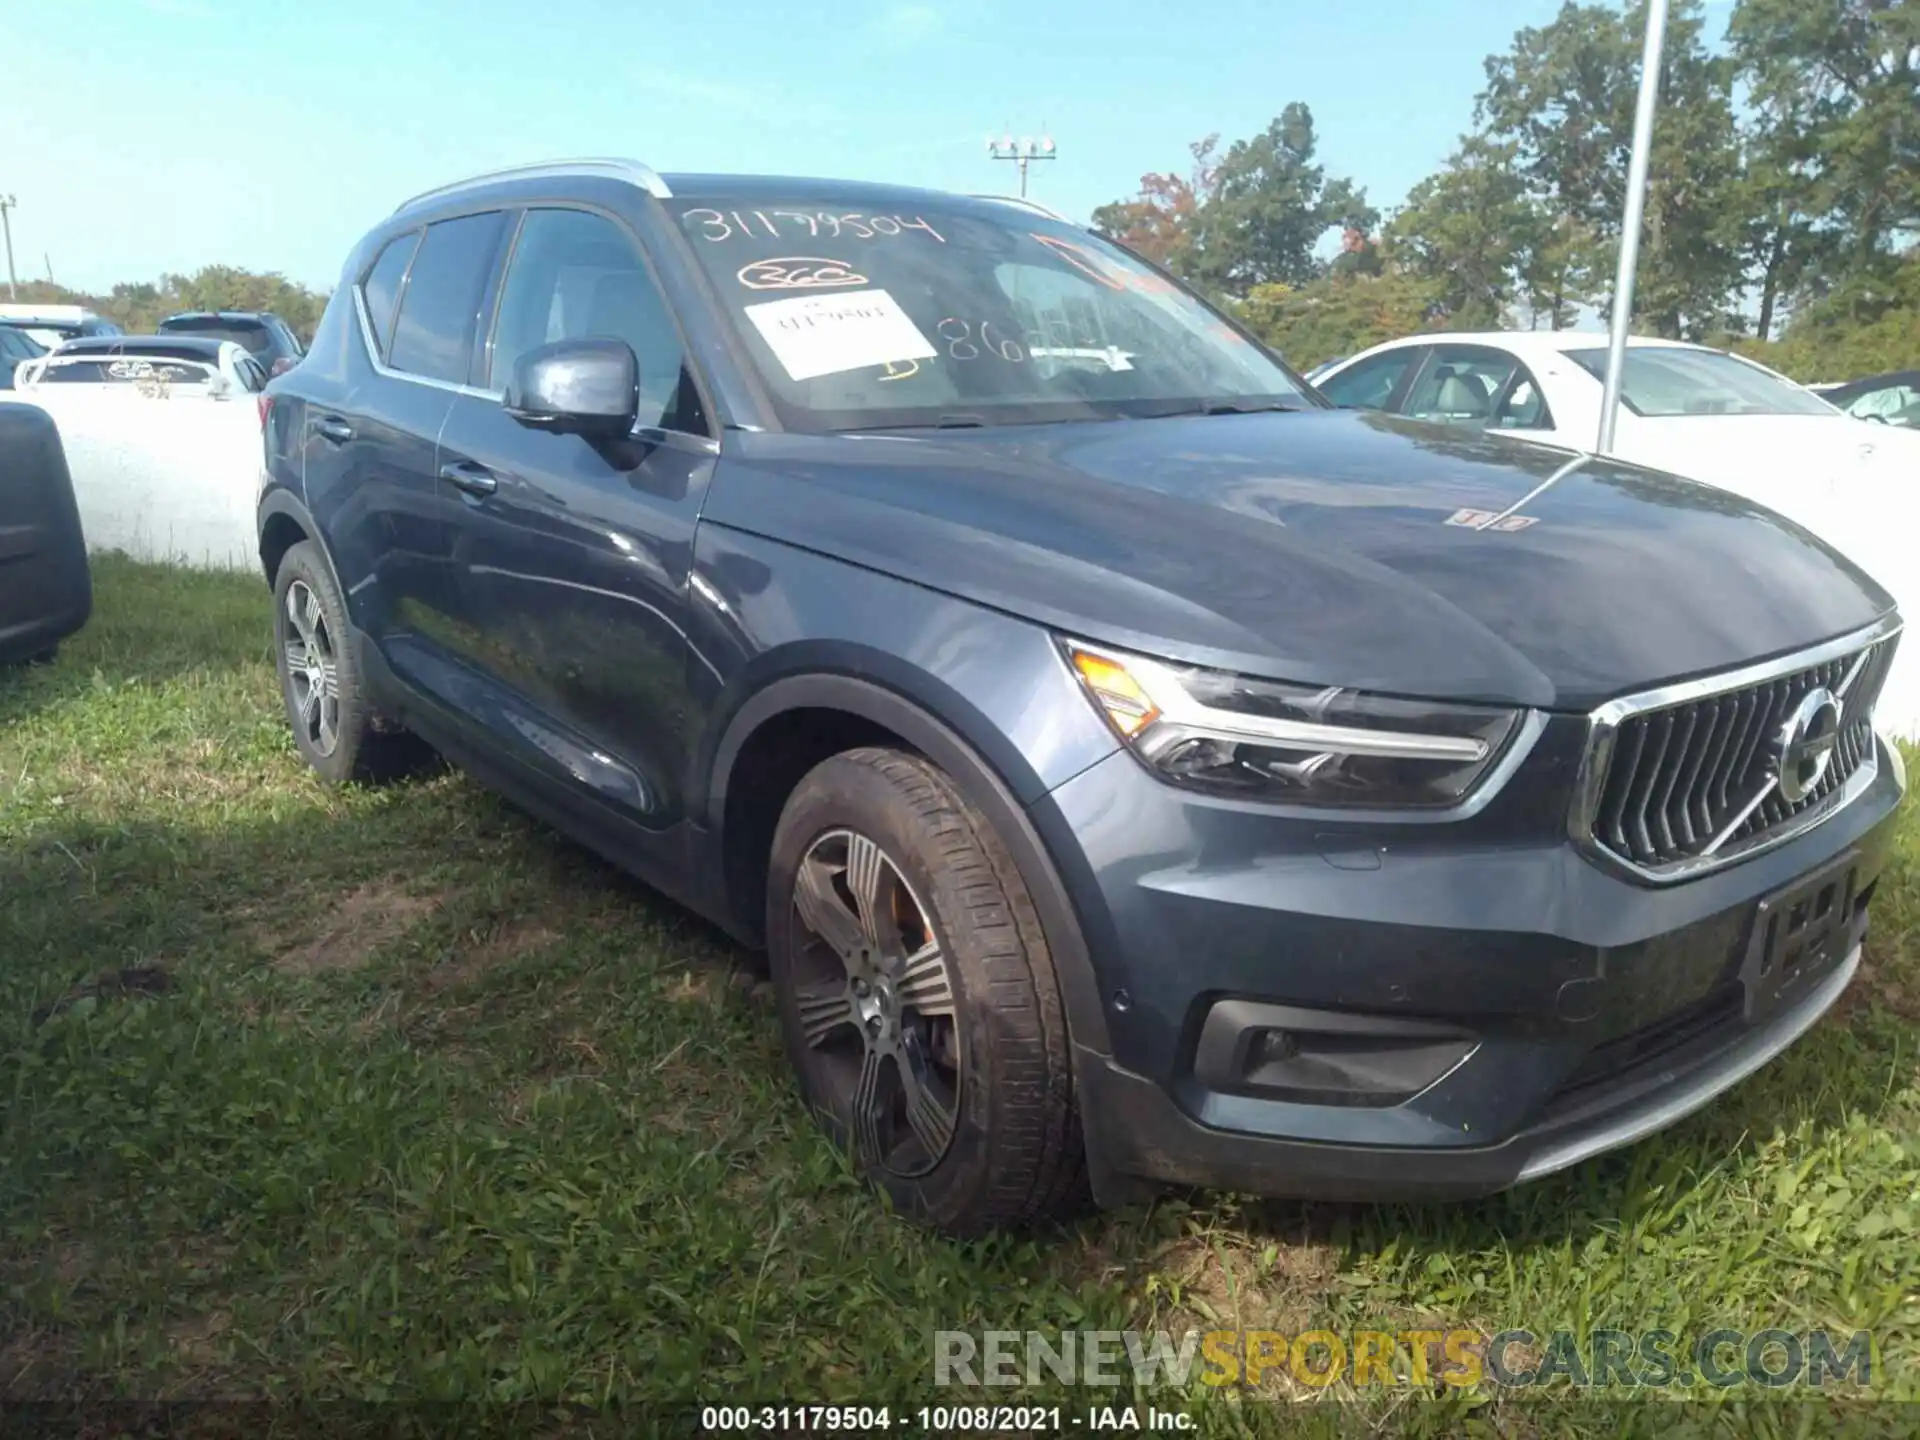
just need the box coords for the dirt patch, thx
[420,916,561,995]
[167,1309,231,1366]
[1839,941,1920,1023]
[0,1322,78,1400]
[1152,1232,1338,1336]
[661,967,721,1005]
[259,882,438,976]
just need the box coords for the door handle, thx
[439,459,498,497]
[312,416,354,444]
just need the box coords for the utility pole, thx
[987,128,1056,199]
[0,195,18,300]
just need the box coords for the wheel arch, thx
[257,488,349,610]
[707,669,1113,1058]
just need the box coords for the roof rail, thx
[966,193,1071,224]
[395,158,672,214]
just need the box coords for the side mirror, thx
[270,356,297,378]
[503,338,638,439]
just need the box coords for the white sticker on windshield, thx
[742,288,937,382]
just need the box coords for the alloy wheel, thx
[282,579,341,757]
[789,828,962,1178]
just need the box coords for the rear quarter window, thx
[360,231,421,358]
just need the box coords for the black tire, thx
[767,746,1086,1235]
[271,541,428,785]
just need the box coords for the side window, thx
[1493,366,1554,430]
[1317,349,1418,411]
[1403,346,1520,427]
[360,231,419,358]
[388,211,506,384]
[489,208,703,432]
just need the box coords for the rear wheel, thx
[271,541,429,784]
[767,746,1085,1234]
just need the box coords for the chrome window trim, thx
[1568,612,1903,885]
[395,158,671,215]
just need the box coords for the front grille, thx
[1583,628,1899,876]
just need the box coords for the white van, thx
[0,303,124,349]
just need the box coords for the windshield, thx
[1565,346,1835,418]
[670,197,1312,430]
[161,318,275,356]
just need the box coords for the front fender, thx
[707,669,1115,1060]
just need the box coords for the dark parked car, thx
[0,322,47,389]
[159,310,305,376]
[1818,369,1920,429]
[0,403,92,665]
[259,160,1907,1236]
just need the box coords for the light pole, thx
[0,195,17,300]
[987,130,1056,199]
[1596,0,1669,455]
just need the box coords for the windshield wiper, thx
[1193,400,1301,416]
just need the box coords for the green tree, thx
[1089,136,1219,274]
[1736,249,1920,379]
[1729,0,1920,306]
[1476,0,1745,337]
[1384,138,1539,328]
[1183,104,1377,298]
[9,267,330,343]
[1236,271,1440,372]
[1724,103,1834,341]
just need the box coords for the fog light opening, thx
[1194,1000,1477,1109]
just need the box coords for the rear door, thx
[432,204,717,839]
[300,211,509,700]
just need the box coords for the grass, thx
[1,554,1917,1436]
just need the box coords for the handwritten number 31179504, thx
[684,209,946,244]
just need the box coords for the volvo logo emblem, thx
[1772,687,1843,804]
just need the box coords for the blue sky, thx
[5,0,1723,294]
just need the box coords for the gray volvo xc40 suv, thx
[258,159,1907,1235]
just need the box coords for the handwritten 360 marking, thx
[736,257,870,291]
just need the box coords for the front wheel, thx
[767,746,1085,1235]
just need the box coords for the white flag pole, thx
[1596,0,1670,455]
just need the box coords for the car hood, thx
[705,409,1896,711]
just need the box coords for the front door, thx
[434,206,718,840]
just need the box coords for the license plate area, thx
[1738,851,1859,1024]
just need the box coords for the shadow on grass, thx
[0,554,272,727]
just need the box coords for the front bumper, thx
[1036,720,1905,1204]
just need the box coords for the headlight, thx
[1064,640,1523,808]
